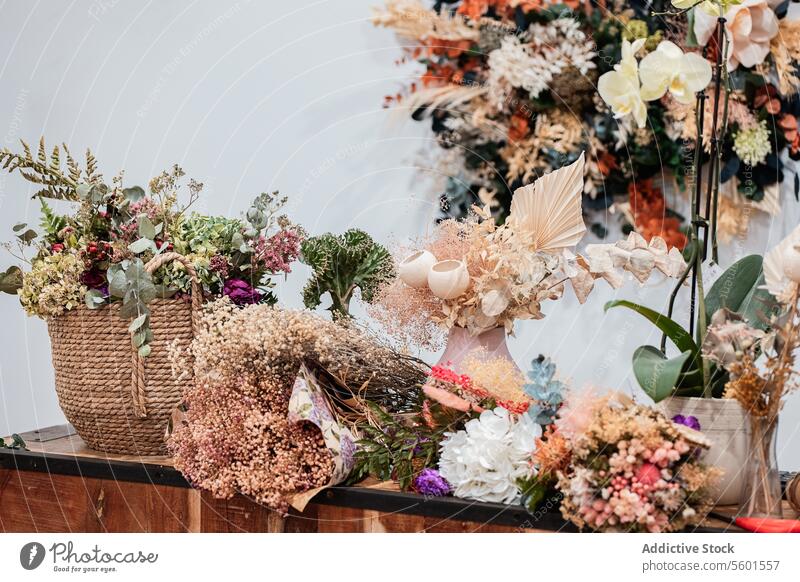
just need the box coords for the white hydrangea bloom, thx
[438,407,542,504]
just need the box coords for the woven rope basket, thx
[47,253,201,455]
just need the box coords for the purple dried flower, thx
[672,414,701,432]
[412,468,451,497]
[223,278,262,305]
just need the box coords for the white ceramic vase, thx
[428,259,470,300]
[658,396,750,506]
[398,250,437,288]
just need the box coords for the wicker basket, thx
[47,253,201,455]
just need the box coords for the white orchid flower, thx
[598,38,648,128]
[639,41,713,104]
[671,0,742,10]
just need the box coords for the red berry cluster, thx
[154,239,174,252]
[81,241,113,266]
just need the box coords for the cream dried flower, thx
[19,251,86,318]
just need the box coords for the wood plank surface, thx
[2,430,796,533]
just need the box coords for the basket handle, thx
[130,252,203,419]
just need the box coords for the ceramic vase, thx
[658,396,749,506]
[436,326,521,376]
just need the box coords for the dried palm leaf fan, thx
[507,152,586,252]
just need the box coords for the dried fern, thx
[0,137,103,201]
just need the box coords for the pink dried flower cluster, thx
[556,395,719,533]
[168,299,426,511]
[367,278,445,350]
[253,228,302,274]
[167,300,335,512]
[112,198,163,244]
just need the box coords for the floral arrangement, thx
[352,341,720,531]
[373,0,800,244]
[353,353,572,503]
[550,392,718,532]
[699,225,800,515]
[1,139,303,355]
[168,299,427,512]
[370,155,685,339]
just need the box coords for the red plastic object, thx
[734,517,800,533]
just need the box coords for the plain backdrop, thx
[0,0,798,469]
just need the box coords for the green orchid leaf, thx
[605,300,697,354]
[632,346,694,403]
[705,255,775,330]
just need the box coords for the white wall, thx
[0,0,797,469]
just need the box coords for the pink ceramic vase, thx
[436,326,521,376]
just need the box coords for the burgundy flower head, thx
[223,278,262,305]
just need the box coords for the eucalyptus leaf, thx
[133,330,148,348]
[123,186,145,202]
[632,346,695,403]
[119,298,145,319]
[84,289,106,309]
[128,237,155,255]
[109,271,127,297]
[76,183,92,200]
[12,223,27,233]
[0,265,23,294]
[129,313,148,333]
[89,184,108,204]
[138,215,156,240]
[154,284,178,299]
[137,344,151,358]
[16,229,38,243]
[136,280,157,304]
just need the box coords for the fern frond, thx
[0,138,86,200]
[21,140,33,161]
[49,146,60,174]
[37,137,47,166]
[39,198,67,237]
[85,149,102,183]
[62,144,82,184]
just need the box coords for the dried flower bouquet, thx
[371,154,687,341]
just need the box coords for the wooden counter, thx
[1,426,789,533]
